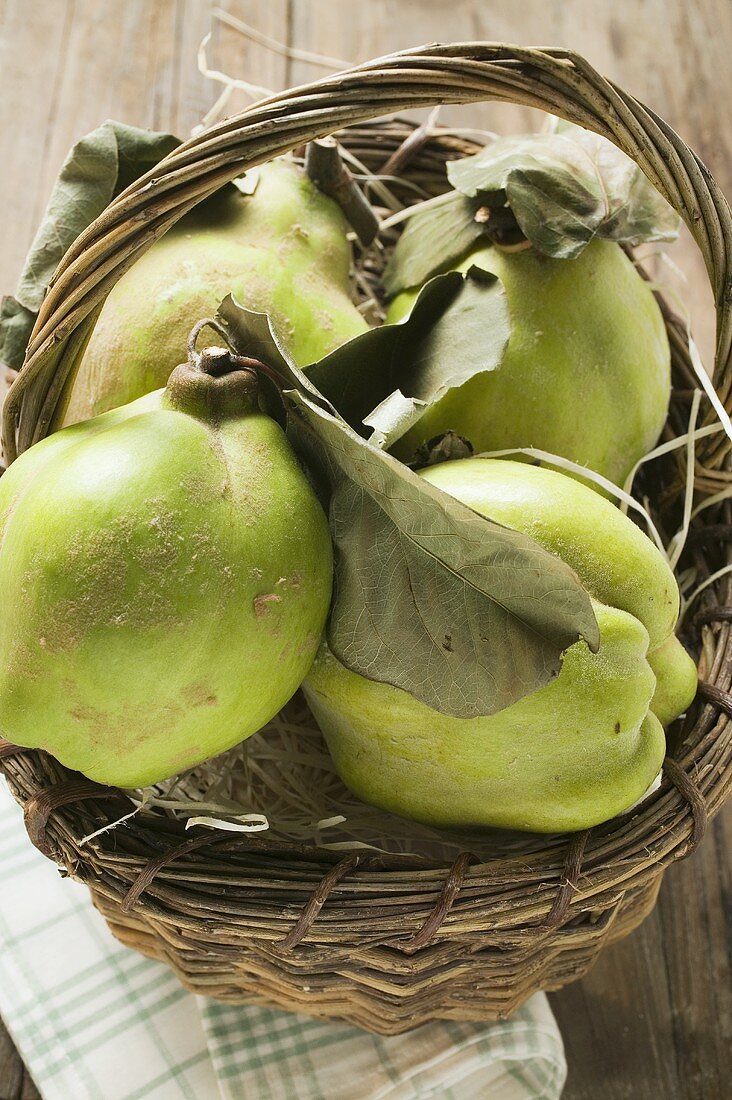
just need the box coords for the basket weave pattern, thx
[1,44,731,1033]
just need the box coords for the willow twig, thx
[305,137,380,245]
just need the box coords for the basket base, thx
[89,874,661,1035]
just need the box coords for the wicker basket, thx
[2,43,731,1035]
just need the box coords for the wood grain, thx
[552,810,732,1099]
[0,2,730,1096]
[287,0,732,368]
[0,1017,38,1100]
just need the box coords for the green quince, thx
[59,158,368,427]
[303,458,696,833]
[386,240,670,489]
[0,345,333,788]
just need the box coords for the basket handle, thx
[4,41,731,461]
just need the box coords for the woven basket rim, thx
[2,43,731,964]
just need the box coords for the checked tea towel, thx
[0,781,567,1099]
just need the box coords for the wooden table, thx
[1,3,730,1097]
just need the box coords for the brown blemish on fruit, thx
[614,721,621,733]
[67,700,114,745]
[70,702,103,724]
[254,593,282,618]
[66,692,189,753]
[171,743,206,768]
[20,504,234,654]
[299,630,318,656]
[182,683,218,708]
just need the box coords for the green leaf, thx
[307,273,461,426]
[382,191,484,296]
[218,294,599,720]
[367,266,508,450]
[113,125,182,191]
[215,295,328,412]
[447,122,680,259]
[223,269,509,454]
[289,390,599,717]
[0,121,179,371]
[552,119,681,246]
[309,267,509,450]
[0,297,35,377]
[448,134,607,259]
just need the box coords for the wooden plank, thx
[288,0,732,365]
[0,1015,39,1100]
[0,0,74,302]
[0,0,288,410]
[168,0,289,138]
[552,809,732,1099]
[0,0,289,291]
[0,1015,24,1100]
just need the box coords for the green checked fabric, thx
[0,782,567,1099]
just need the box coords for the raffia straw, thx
[667,388,703,569]
[474,446,668,554]
[212,8,354,71]
[112,695,533,863]
[196,31,274,103]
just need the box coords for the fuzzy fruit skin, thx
[303,458,682,832]
[387,239,670,488]
[647,634,698,726]
[422,458,678,650]
[424,459,694,713]
[0,384,333,788]
[58,159,368,427]
[304,602,664,832]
